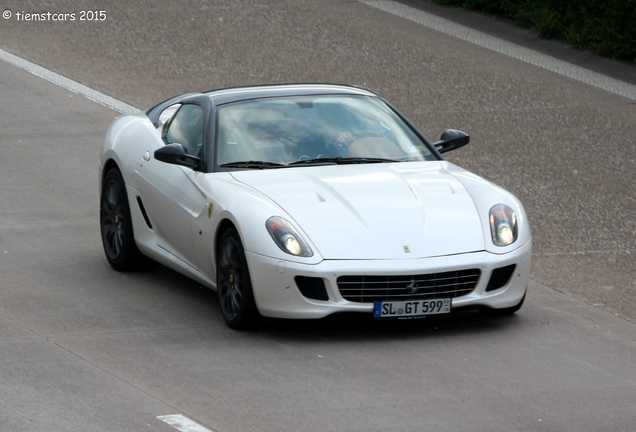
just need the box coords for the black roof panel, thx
[203,84,378,105]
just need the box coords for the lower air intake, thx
[485,264,516,292]
[295,276,329,301]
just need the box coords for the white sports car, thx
[99,84,531,329]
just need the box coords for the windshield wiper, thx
[222,157,401,169]
[220,160,286,169]
[289,157,399,166]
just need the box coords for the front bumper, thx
[246,240,532,319]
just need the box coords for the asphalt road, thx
[1,1,635,431]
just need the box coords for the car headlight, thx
[489,204,518,247]
[266,216,313,257]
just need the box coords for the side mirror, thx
[154,143,201,170]
[433,129,470,154]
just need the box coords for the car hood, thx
[230,162,485,260]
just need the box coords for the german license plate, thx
[373,298,451,319]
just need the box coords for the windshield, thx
[215,95,435,168]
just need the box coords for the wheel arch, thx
[100,159,121,189]
[215,218,239,264]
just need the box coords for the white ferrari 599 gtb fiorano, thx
[99,84,531,329]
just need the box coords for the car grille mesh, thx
[337,269,481,303]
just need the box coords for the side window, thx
[157,104,181,128]
[165,104,204,156]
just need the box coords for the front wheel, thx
[100,168,145,270]
[482,293,526,317]
[217,228,259,329]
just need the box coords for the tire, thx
[100,168,145,271]
[217,228,259,329]
[482,293,526,317]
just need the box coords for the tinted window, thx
[216,95,434,166]
[166,104,204,156]
[158,104,181,128]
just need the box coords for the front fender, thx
[100,113,159,189]
[191,173,324,281]
[447,163,531,254]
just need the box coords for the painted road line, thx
[3,5,634,106]
[157,414,216,432]
[0,48,139,114]
[360,0,636,101]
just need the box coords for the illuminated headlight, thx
[489,204,518,247]
[266,216,313,257]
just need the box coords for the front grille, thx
[337,269,481,303]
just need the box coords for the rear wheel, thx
[100,168,144,270]
[217,228,259,329]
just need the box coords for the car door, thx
[136,103,209,268]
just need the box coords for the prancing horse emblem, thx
[406,279,418,294]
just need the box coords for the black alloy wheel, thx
[217,228,259,329]
[100,168,144,270]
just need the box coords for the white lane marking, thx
[157,414,216,432]
[534,249,635,256]
[0,48,139,114]
[3,4,634,107]
[359,0,636,101]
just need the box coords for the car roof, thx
[203,84,378,105]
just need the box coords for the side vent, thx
[136,196,153,229]
[295,276,329,301]
[485,264,516,292]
